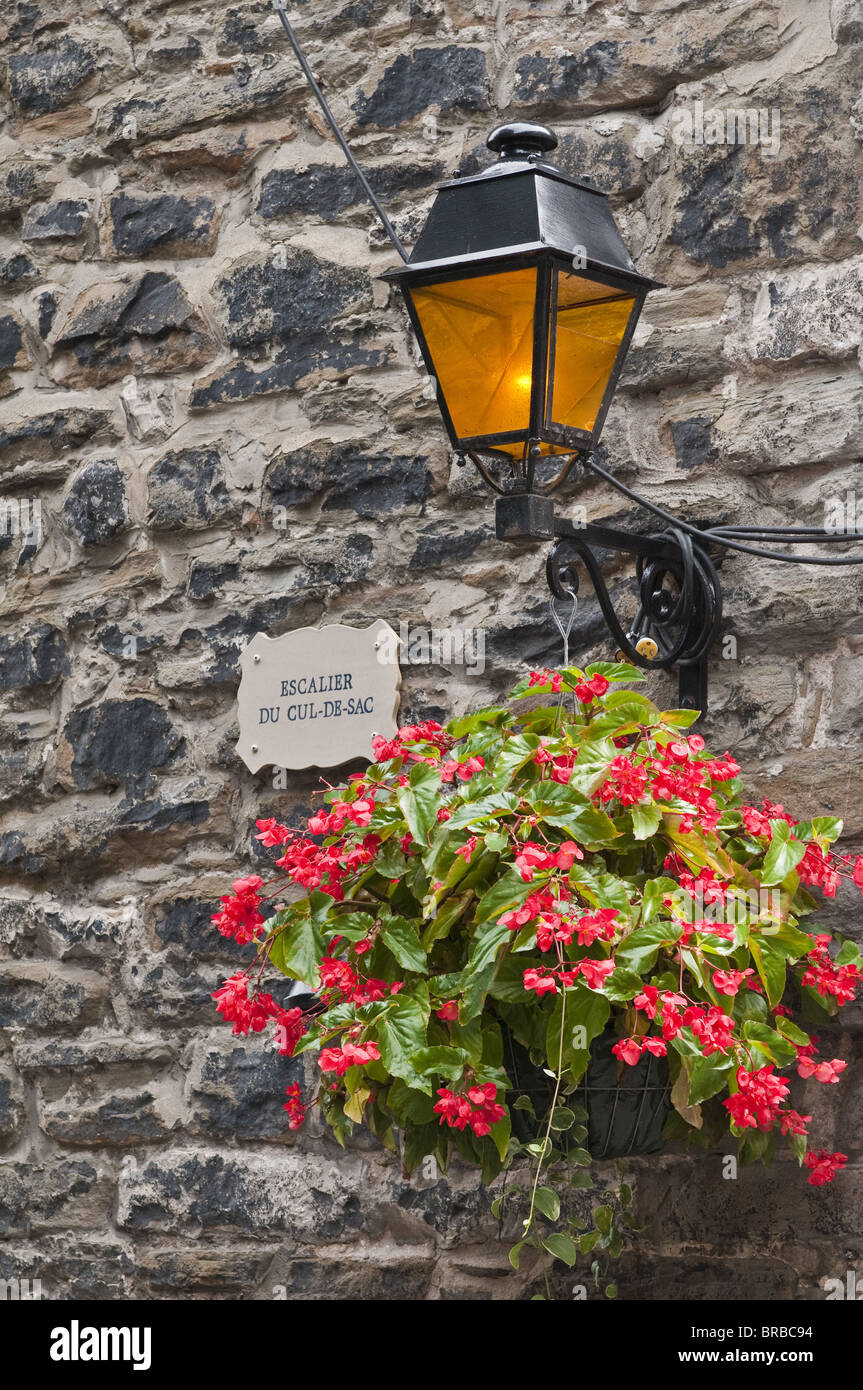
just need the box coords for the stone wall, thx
[1,0,862,1301]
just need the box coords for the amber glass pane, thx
[549,271,636,433]
[410,267,538,442]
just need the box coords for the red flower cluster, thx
[318,956,402,1008]
[712,967,754,996]
[514,840,583,881]
[804,1150,847,1186]
[575,673,610,703]
[433,1082,506,1137]
[318,1040,381,1076]
[440,755,485,783]
[689,1004,736,1056]
[372,720,452,762]
[535,907,619,952]
[211,875,266,945]
[797,1056,846,1083]
[523,957,615,996]
[273,1005,308,1057]
[723,1065,790,1130]
[801,936,860,1005]
[612,1035,668,1066]
[678,867,728,904]
[534,744,577,784]
[528,669,562,693]
[797,843,841,897]
[436,1000,459,1021]
[283,1083,306,1130]
[597,755,649,808]
[649,740,726,833]
[255,818,292,847]
[212,973,274,1035]
[740,799,796,838]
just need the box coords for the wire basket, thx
[504,1025,672,1159]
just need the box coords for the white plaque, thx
[236,621,401,773]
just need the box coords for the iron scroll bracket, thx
[544,517,723,717]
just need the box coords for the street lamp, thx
[272,1,863,717]
[382,122,661,536]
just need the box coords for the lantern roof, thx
[383,122,663,290]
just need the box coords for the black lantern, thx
[383,122,661,507]
[274,1,863,721]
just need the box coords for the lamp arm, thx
[271,0,409,264]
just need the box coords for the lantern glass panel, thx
[410,266,538,443]
[547,270,636,434]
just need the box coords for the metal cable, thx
[583,456,863,566]
[272,0,409,262]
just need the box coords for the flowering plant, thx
[211,663,860,1282]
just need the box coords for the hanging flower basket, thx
[207,661,862,1284]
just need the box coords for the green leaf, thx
[512,1094,536,1115]
[408,1045,469,1082]
[540,803,621,845]
[381,915,427,973]
[421,891,473,951]
[741,1020,798,1068]
[761,835,806,886]
[466,917,511,974]
[835,939,862,967]
[475,871,533,924]
[616,919,683,973]
[630,802,662,840]
[640,877,681,925]
[593,1204,613,1236]
[488,951,535,1003]
[508,1241,524,1270]
[658,708,702,727]
[396,761,441,846]
[491,1108,511,1161]
[491,733,542,791]
[446,792,518,830]
[268,902,324,984]
[533,1186,560,1222]
[583,661,645,684]
[402,1121,440,1173]
[387,1078,435,1124]
[688,1052,734,1106]
[809,816,843,845]
[376,991,430,1086]
[543,1232,578,1266]
[774,1014,811,1047]
[447,708,509,737]
[546,983,611,1085]
[484,832,509,854]
[749,935,788,1008]
[325,910,376,942]
[550,1106,576,1131]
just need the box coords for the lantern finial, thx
[487,122,558,162]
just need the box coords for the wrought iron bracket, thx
[496,496,723,717]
